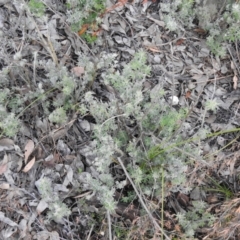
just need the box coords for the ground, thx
[0,0,240,239]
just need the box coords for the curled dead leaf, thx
[145,46,161,53]
[78,24,89,36]
[36,199,48,214]
[146,16,165,27]
[0,138,14,146]
[72,66,85,77]
[44,152,59,167]
[0,183,9,189]
[92,28,102,37]
[24,140,34,163]
[235,206,240,216]
[233,75,238,90]
[176,38,185,45]
[185,90,191,99]
[0,138,15,152]
[193,28,207,36]
[176,192,189,208]
[22,157,35,173]
[0,163,8,175]
[105,0,128,13]
[174,224,182,233]
[51,128,67,142]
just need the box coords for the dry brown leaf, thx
[51,128,67,142]
[176,38,185,45]
[174,224,182,233]
[207,194,219,204]
[235,206,240,215]
[78,23,89,36]
[72,66,85,77]
[105,0,128,13]
[35,146,43,160]
[0,138,14,147]
[22,157,35,172]
[44,152,59,167]
[36,199,48,214]
[24,140,34,163]
[177,192,189,207]
[193,28,207,36]
[233,75,238,90]
[0,163,8,175]
[92,28,102,37]
[145,46,161,53]
[0,138,15,151]
[146,16,165,27]
[185,90,191,99]
[0,183,10,189]
[64,155,76,162]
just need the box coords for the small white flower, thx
[169,96,179,105]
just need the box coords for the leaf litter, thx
[0,0,240,239]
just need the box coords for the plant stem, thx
[107,210,112,240]
[16,87,56,118]
[161,166,164,240]
[117,157,171,240]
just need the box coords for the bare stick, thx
[117,157,171,240]
[107,210,112,240]
[86,224,94,240]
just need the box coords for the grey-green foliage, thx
[205,2,240,56]
[47,200,71,223]
[49,107,67,124]
[0,46,92,136]
[86,173,117,213]
[0,86,20,137]
[81,50,196,213]
[79,51,151,212]
[161,0,240,57]
[37,60,78,124]
[0,110,19,137]
[222,3,240,41]
[28,0,46,17]
[177,201,215,237]
[161,0,195,31]
[0,60,74,136]
[36,177,71,222]
[66,0,106,32]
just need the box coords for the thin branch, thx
[227,45,240,76]
[26,9,58,66]
[117,157,171,240]
[107,210,112,240]
[86,224,94,240]
[173,146,212,167]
